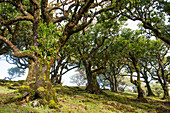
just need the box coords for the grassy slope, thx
[0,80,169,113]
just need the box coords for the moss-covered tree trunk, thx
[23,58,58,108]
[110,82,114,92]
[86,72,101,94]
[85,66,102,94]
[113,74,118,92]
[158,77,169,99]
[145,78,155,96]
[160,63,169,99]
[110,75,118,92]
[130,54,146,101]
[156,61,169,99]
[134,69,145,100]
[135,81,144,99]
[142,70,155,96]
[19,1,58,107]
[109,63,118,92]
[130,72,145,100]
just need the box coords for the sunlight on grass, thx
[0,82,169,113]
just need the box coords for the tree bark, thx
[130,54,146,101]
[23,58,58,106]
[135,71,145,100]
[57,76,62,84]
[157,60,169,99]
[113,74,118,92]
[142,70,155,96]
[85,69,102,94]
[110,83,114,92]
[109,63,118,92]
[145,78,155,96]
[135,81,144,99]
[160,64,169,99]
[158,75,169,99]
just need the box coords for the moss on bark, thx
[86,73,102,94]
[6,58,59,108]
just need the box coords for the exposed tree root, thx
[4,92,29,104]
[85,86,103,94]
[4,84,60,110]
[137,97,148,103]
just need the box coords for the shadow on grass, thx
[103,90,170,113]
[56,86,170,113]
[1,80,169,113]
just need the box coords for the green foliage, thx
[0,2,18,21]
[123,0,169,44]
[37,22,60,56]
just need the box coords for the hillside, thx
[0,80,169,113]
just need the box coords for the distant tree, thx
[70,69,86,86]
[118,29,145,100]
[118,76,133,92]
[147,41,169,99]
[104,58,125,92]
[97,74,110,89]
[152,83,164,97]
[50,52,79,85]
[5,67,25,80]
[68,21,116,94]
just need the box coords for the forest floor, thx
[0,80,169,113]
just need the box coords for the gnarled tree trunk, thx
[85,68,102,94]
[160,63,169,99]
[145,78,155,96]
[113,74,118,92]
[158,77,169,99]
[142,70,155,96]
[155,61,169,99]
[135,81,144,99]
[129,53,146,101]
[110,83,115,92]
[22,58,58,108]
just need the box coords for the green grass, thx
[0,81,169,113]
